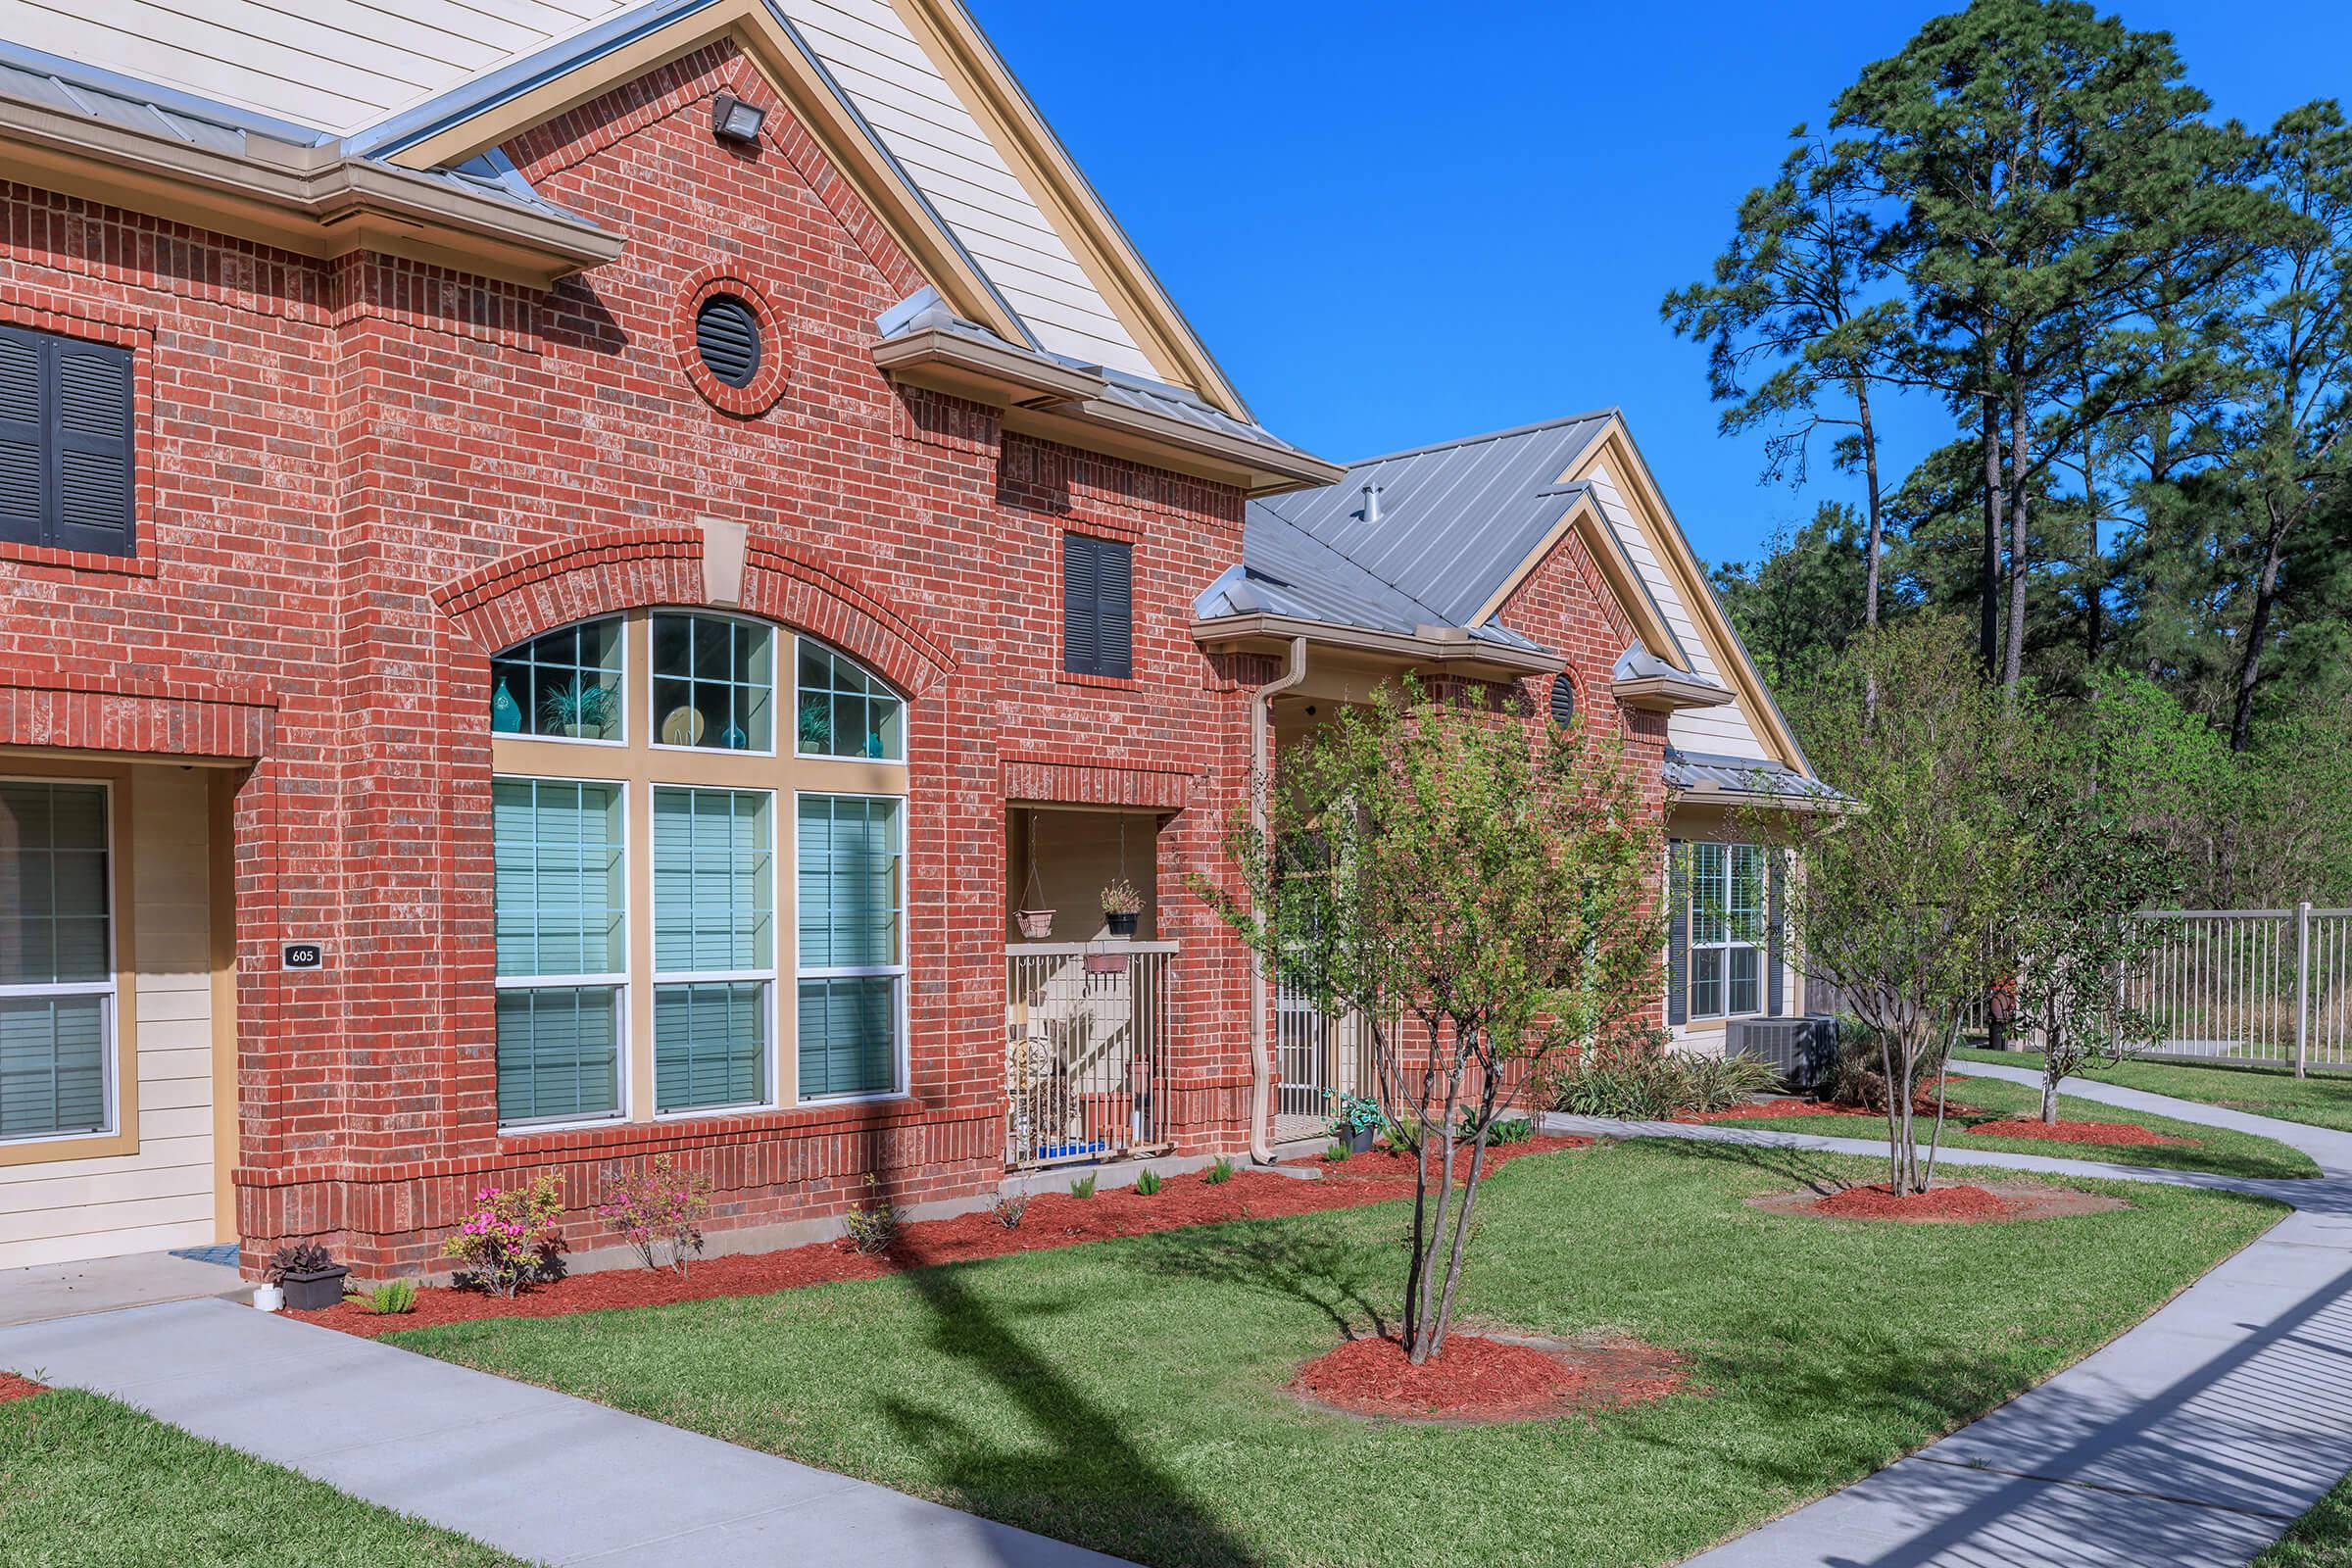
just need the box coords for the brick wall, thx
[0,41,1258,1275]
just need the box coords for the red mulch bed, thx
[296,1137,1592,1339]
[1964,1118,2194,1148]
[0,1372,45,1404]
[1684,1099,1876,1122]
[1812,1183,2016,1222]
[1290,1333,1685,1423]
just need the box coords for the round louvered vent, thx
[1550,674,1577,727]
[694,295,762,389]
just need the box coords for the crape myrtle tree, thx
[2006,776,2176,1122]
[1201,677,1660,1364]
[1760,615,2036,1195]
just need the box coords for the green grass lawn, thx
[0,1388,529,1568]
[2256,1469,2352,1566]
[1958,1047,2352,1137]
[1732,1068,2321,1180]
[391,1141,2279,1568]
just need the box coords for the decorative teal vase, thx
[491,678,523,733]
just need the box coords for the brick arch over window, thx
[433,528,956,700]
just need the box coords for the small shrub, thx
[1325,1142,1351,1163]
[1685,1052,1785,1113]
[597,1155,712,1276]
[1489,1114,1535,1146]
[1382,1112,1421,1152]
[988,1192,1028,1230]
[1134,1167,1162,1197]
[841,1175,900,1255]
[1828,1017,1947,1111]
[1549,1025,1784,1120]
[347,1278,417,1315]
[1069,1172,1099,1200]
[1202,1156,1235,1186]
[267,1242,335,1281]
[440,1173,566,1298]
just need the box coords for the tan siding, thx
[0,766,216,1269]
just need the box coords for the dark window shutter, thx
[1667,839,1689,1027]
[51,337,134,556]
[1767,850,1786,1016]
[0,323,134,556]
[1062,533,1098,674]
[1061,534,1133,678]
[1097,536,1132,679]
[0,327,46,547]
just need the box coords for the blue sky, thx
[970,0,2352,569]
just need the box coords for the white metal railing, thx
[2127,906,2352,1074]
[1004,942,1174,1168]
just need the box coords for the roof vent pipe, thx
[1361,483,1384,524]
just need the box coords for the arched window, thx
[488,610,907,1129]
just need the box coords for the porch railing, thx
[2126,906,2352,1073]
[1004,942,1175,1168]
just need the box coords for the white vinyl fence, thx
[2127,905,2352,1075]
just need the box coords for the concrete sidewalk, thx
[1549,1060,2352,1568]
[0,1297,1126,1568]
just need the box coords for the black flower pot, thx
[279,1265,349,1312]
[1340,1125,1376,1154]
[1105,910,1139,937]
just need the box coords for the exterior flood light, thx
[712,91,765,145]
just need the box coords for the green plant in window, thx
[798,699,832,754]
[539,678,616,738]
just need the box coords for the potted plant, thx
[1326,1091,1385,1154]
[1100,877,1142,937]
[268,1242,349,1311]
[539,678,615,739]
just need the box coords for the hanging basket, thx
[1016,908,1054,940]
[1105,910,1139,937]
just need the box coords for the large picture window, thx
[492,778,625,1125]
[1689,841,1765,1019]
[489,612,907,1127]
[0,779,114,1141]
[797,794,904,1100]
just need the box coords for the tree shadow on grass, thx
[861,1138,1266,1568]
[1660,1131,1869,1195]
[1133,1216,1396,1343]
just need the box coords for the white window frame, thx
[790,633,908,765]
[0,775,118,1146]
[648,609,781,759]
[490,615,629,750]
[490,774,631,1132]
[1688,840,1766,1022]
[649,783,778,1119]
[792,788,909,1106]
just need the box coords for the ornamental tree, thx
[1200,677,1660,1364]
[1763,615,2037,1195]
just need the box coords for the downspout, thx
[1248,636,1309,1164]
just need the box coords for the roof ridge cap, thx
[1342,408,1619,469]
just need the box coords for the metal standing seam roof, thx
[1243,412,1617,629]
[1664,749,1846,804]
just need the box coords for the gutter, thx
[0,93,623,286]
[1248,635,1308,1165]
[1192,612,1565,677]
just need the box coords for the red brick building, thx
[0,2,1827,1276]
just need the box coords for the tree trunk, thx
[2230,500,2293,755]
[1858,377,1885,629]
[2041,1074,2060,1125]
[1981,391,2006,678]
[2004,387,2031,693]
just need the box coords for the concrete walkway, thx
[0,1247,251,1329]
[1548,1059,2352,1568]
[0,1296,1125,1567]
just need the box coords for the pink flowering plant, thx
[596,1156,712,1276]
[440,1171,566,1298]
